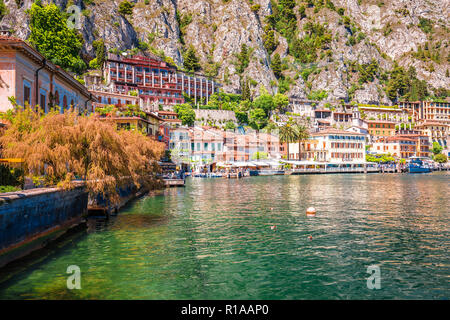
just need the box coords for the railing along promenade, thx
[289,166,380,174]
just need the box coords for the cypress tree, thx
[241,78,251,101]
[183,46,201,73]
[271,53,282,79]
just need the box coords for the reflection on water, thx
[0,173,449,299]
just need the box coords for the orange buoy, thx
[306,207,316,216]
[308,235,313,240]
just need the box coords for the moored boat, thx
[408,157,432,173]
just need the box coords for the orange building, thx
[366,120,396,141]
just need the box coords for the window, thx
[54,91,60,107]
[23,80,31,105]
[39,89,46,112]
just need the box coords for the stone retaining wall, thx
[0,185,88,267]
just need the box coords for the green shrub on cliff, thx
[28,1,86,74]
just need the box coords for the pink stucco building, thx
[0,36,94,113]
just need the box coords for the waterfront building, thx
[288,129,366,163]
[223,131,269,162]
[366,120,396,142]
[398,100,450,124]
[168,127,282,170]
[372,134,430,159]
[169,127,192,165]
[88,53,220,108]
[415,121,449,148]
[256,132,283,159]
[0,36,94,113]
[189,127,225,170]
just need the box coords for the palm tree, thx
[295,124,310,161]
[279,122,299,160]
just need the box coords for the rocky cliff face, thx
[2,0,448,104]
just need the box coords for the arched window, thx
[54,91,59,108]
[70,100,74,108]
[63,96,68,109]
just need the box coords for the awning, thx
[252,160,283,167]
[280,160,321,166]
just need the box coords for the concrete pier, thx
[0,185,88,268]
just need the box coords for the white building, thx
[288,129,366,164]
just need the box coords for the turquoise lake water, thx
[0,172,449,299]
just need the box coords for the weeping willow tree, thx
[0,106,165,203]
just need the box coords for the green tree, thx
[174,103,196,126]
[263,27,278,54]
[358,59,379,84]
[252,93,274,115]
[241,78,251,101]
[28,2,87,74]
[279,122,298,160]
[248,108,267,130]
[118,0,134,16]
[224,121,236,130]
[273,93,289,113]
[295,123,309,158]
[251,151,269,160]
[235,109,248,125]
[183,46,201,73]
[418,18,432,34]
[271,53,282,78]
[235,43,250,74]
[92,39,106,69]
[0,0,7,19]
[298,5,306,19]
[434,153,448,163]
[431,141,443,155]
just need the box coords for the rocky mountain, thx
[1,0,449,105]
